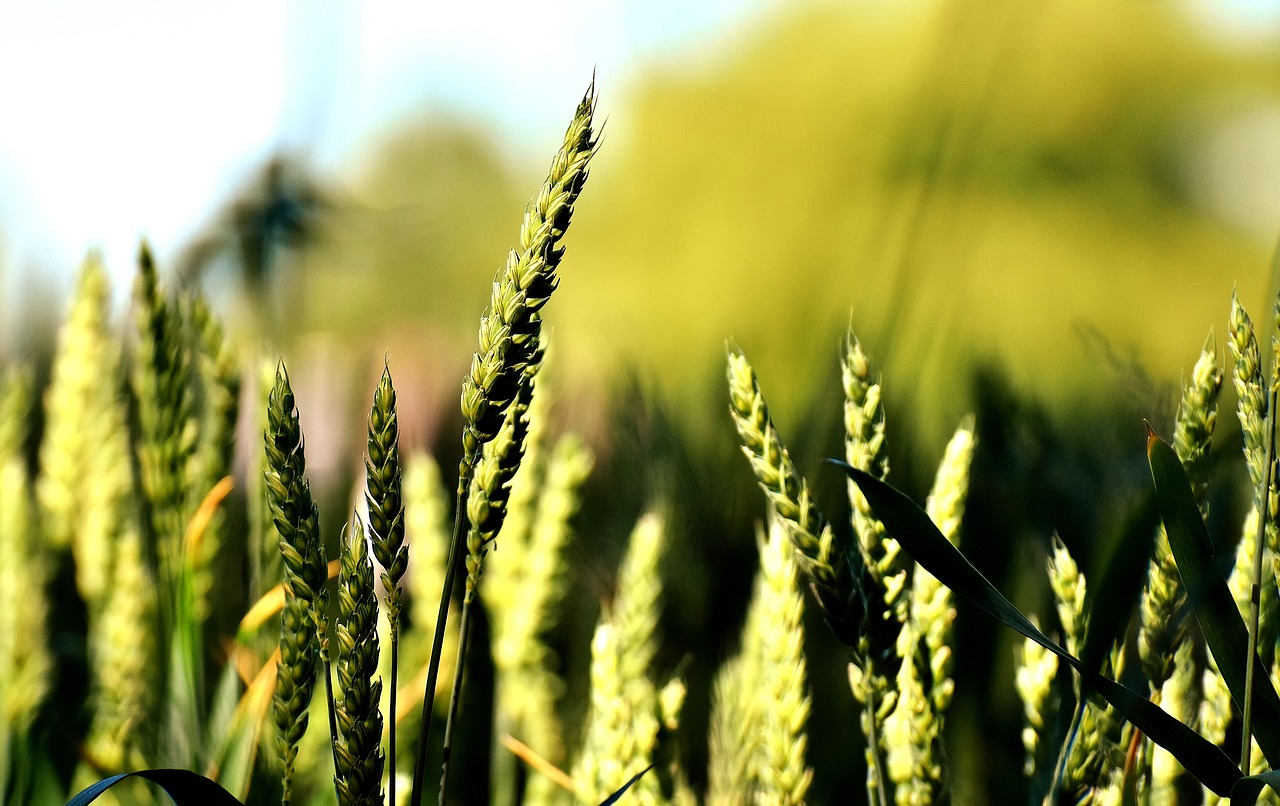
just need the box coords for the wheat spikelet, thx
[37,258,133,612]
[84,524,159,772]
[751,520,813,806]
[574,513,666,805]
[459,85,596,465]
[248,356,284,600]
[1137,334,1220,800]
[465,362,536,601]
[708,653,756,806]
[184,295,240,622]
[333,518,385,806]
[1014,619,1059,776]
[485,430,593,801]
[366,366,407,614]
[726,349,858,644]
[0,369,52,736]
[406,452,451,640]
[1140,334,1220,688]
[882,418,975,805]
[265,363,326,803]
[129,243,198,601]
[843,335,905,625]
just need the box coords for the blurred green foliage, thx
[298,0,1280,461]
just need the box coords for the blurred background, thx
[5,0,1280,801]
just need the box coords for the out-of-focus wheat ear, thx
[363,364,404,804]
[726,348,860,645]
[129,242,198,601]
[487,430,593,806]
[751,519,813,806]
[333,518,386,806]
[575,513,667,806]
[37,256,113,553]
[707,655,756,806]
[37,257,133,614]
[83,524,160,773]
[265,362,326,805]
[916,417,976,710]
[1014,618,1060,777]
[405,452,451,637]
[1140,334,1221,690]
[0,368,53,740]
[184,295,241,623]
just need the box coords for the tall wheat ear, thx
[37,256,133,613]
[264,363,327,805]
[1137,332,1220,800]
[415,80,597,804]
[333,517,385,806]
[362,365,405,806]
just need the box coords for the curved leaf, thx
[66,769,242,806]
[1148,433,1280,767]
[833,459,1242,796]
[1231,770,1280,805]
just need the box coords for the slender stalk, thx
[1241,387,1278,770]
[440,595,477,804]
[864,694,890,806]
[411,469,472,806]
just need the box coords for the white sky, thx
[0,0,779,296]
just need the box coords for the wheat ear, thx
[414,80,597,805]
[364,365,406,804]
[1014,618,1059,777]
[0,369,52,741]
[1137,333,1220,799]
[574,512,666,805]
[37,256,132,613]
[751,519,813,806]
[883,418,975,806]
[334,518,386,806]
[265,363,327,804]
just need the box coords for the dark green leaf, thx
[66,769,242,806]
[1231,770,1280,804]
[1080,492,1159,676]
[1148,434,1280,767]
[833,459,1242,796]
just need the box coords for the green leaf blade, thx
[1147,433,1280,767]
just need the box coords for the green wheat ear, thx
[333,517,385,806]
[264,362,326,805]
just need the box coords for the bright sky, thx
[0,0,779,297]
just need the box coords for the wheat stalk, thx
[265,363,327,804]
[334,518,386,806]
[415,80,598,805]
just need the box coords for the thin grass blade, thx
[596,764,653,806]
[1079,492,1159,677]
